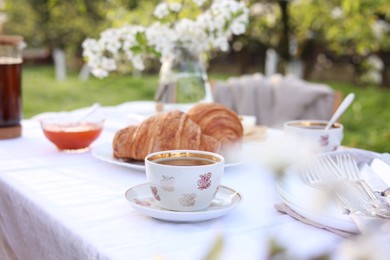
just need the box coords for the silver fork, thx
[302,155,346,186]
[304,156,390,218]
[336,154,390,218]
[339,155,390,197]
[336,154,375,198]
[302,162,373,217]
[336,154,361,179]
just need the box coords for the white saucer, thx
[125,183,242,222]
[93,143,244,171]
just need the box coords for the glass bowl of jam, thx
[40,116,104,153]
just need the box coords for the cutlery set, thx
[302,154,390,219]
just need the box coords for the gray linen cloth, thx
[213,73,336,128]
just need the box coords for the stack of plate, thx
[276,152,390,233]
[276,163,359,233]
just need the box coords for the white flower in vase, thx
[82,0,249,78]
[82,0,249,111]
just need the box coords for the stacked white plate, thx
[276,165,360,233]
[276,151,390,233]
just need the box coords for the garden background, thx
[1,0,390,152]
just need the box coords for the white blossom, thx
[91,67,109,79]
[266,13,276,26]
[250,3,266,16]
[359,55,384,84]
[82,0,249,78]
[334,234,390,260]
[230,20,246,35]
[131,55,145,71]
[367,55,384,71]
[169,2,182,12]
[101,57,117,71]
[213,36,230,52]
[331,7,343,19]
[153,3,169,19]
[372,20,390,39]
[192,0,207,7]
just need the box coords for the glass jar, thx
[155,47,213,112]
[0,35,24,139]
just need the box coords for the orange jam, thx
[42,122,103,151]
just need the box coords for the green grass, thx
[23,65,157,117]
[322,81,390,153]
[22,65,390,153]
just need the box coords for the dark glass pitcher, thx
[0,35,24,139]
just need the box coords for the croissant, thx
[113,110,221,161]
[187,103,243,150]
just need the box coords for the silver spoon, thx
[78,103,100,121]
[325,93,355,130]
[380,188,390,197]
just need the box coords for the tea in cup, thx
[145,150,224,211]
[283,120,344,153]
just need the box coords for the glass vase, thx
[155,47,213,112]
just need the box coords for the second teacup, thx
[145,150,224,211]
[284,120,344,153]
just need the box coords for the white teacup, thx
[145,150,224,211]
[283,120,344,153]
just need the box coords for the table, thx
[0,102,343,260]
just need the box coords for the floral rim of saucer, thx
[125,183,242,223]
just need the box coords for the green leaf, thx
[135,32,147,46]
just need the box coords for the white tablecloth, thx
[0,102,343,260]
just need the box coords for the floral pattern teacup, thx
[145,150,224,211]
[284,120,344,153]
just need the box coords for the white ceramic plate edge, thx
[276,184,358,233]
[93,143,244,171]
[92,143,145,171]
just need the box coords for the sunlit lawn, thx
[23,65,157,116]
[23,65,390,153]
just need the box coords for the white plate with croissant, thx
[93,142,146,171]
[94,103,247,171]
[92,142,245,171]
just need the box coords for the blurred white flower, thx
[360,54,383,84]
[0,13,7,23]
[331,7,343,19]
[83,0,249,78]
[153,3,169,19]
[266,13,276,26]
[334,233,390,260]
[367,55,384,71]
[230,21,246,35]
[243,133,317,173]
[131,55,145,71]
[101,57,116,71]
[362,71,382,84]
[250,3,266,16]
[169,3,182,12]
[372,20,390,39]
[192,0,206,6]
[91,67,109,79]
